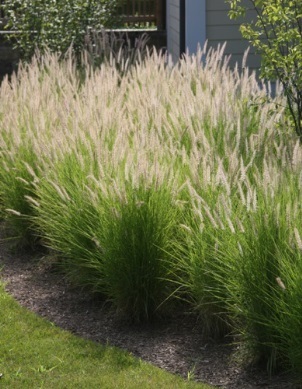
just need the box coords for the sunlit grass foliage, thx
[1,44,302,374]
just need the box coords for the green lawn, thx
[0,283,211,388]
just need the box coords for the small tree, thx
[226,0,302,139]
[1,0,121,60]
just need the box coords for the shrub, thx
[226,0,302,140]
[1,0,120,60]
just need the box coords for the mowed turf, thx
[0,283,210,388]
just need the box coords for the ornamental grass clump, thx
[227,179,302,373]
[170,184,245,340]
[32,149,182,321]
[0,53,83,244]
[98,183,182,322]
[0,143,41,245]
[173,170,302,373]
[30,150,104,283]
[2,43,302,375]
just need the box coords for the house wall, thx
[166,0,181,63]
[185,0,205,55]
[166,0,262,72]
[206,0,261,71]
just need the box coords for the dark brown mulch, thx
[0,236,300,388]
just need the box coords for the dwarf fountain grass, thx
[30,150,106,279]
[170,223,238,339]
[31,148,183,321]
[233,208,292,369]
[276,248,302,374]
[98,183,183,322]
[169,182,247,339]
[171,150,302,367]
[0,143,43,246]
[214,180,302,373]
[2,43,302,376]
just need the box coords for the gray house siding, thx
[206,0,261,71]
[166,0,181,63]
[185,0,205,55]
[167,0,262,72]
